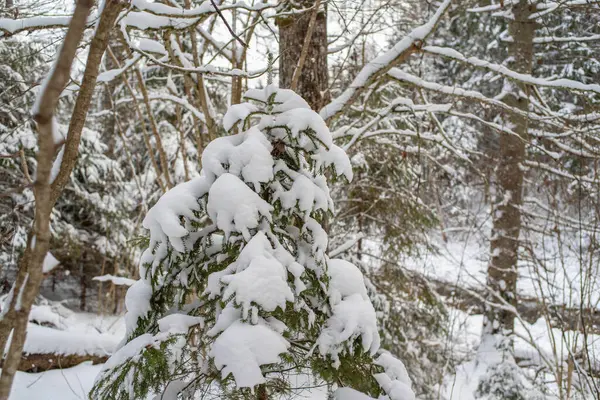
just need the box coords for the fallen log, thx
[367,257,600,335]
[430,277,600,334]
[2,318,119,373]
[9,353,108,373]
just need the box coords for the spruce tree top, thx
[92,86,414,400]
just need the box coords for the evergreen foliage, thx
[91,86,414,400]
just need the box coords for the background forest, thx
[0,0,600,399]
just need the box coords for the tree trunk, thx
[102,33,122,157]
[0,1,122,397]
[80,270,87,311]
[484,0,535,344]
[277,0,329,111]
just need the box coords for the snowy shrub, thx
[91,86,414,400]
[476,361,533,400]
[473,335,545,400]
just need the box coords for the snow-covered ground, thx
[405,231,600,308]
[6,304,332,399]
[21,304,123,358]
[440,309,600,400]
[6,234,600,399]
[1,302,123,399]
[11,306,599,399]
[10,363,333,400]
[10,363,103,400]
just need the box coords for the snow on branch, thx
[423,46,600,95]
[524,159,599,185]
[532,34,600,44]
[528,96,600,123]
[544,136,597,158]
[93,275,136,287]
[0,16,74,37]
[523,197,600,231]
[122,11,203,30]
[97,54,142,83]
[467,0,518,13]
[529,0,600,19]
[197,25,234,61]
[115,94,206,122]
[387,68,564,126]
[467,0,600,15]
[139,51,250,76]
[120,25,251,77]
[319,0,451,123]
[446,110,600,160]
[131,0,218,18]
[334,94,452,150]
[131,0,275,18]
[122,1,273,31]
[329,234,365,258]
[0,0,274,38]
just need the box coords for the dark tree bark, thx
[277,0,329,111]
[484,0,535,342]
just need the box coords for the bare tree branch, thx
[209,0,248,49]
[319,0,451,123]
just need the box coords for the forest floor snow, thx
[6,234,600,399]
[9,306,599,399]
[405,231,600,308]
[9,362,103,400]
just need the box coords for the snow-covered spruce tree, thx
[91,86,414,400]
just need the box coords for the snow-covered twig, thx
[319,0,451,122]
[0,16,77,37]
[329,233,365,258]
[388,68,564,126]
[423,45,600,95]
